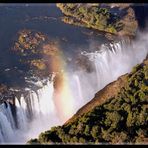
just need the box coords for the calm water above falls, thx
[0,4,107,87]
[0,4,147,144]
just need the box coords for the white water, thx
[0,38,147,143]
[0,79,61,143]
[73,75,83,103]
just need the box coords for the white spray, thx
[0,32,147,143]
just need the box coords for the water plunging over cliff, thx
[0,79,61,143]
[0,39,147,143]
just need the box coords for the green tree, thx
[91,125,100,139]
[84,125,90,136]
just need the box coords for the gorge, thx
[0,35,147,143]
[0,3,147,144]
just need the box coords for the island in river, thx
[0,3,147,144]
[56,3,138,37]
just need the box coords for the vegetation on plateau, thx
[56,3,138,36]
[28,58,148,144]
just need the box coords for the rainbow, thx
[43,43,75,122]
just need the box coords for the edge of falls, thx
[0,38,147,143]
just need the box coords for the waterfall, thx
[0,39,147,143]
[81,40,147,90]
[0,103,15,143]
[26,80,61,141]
[67,39,148,110]
[0,79,61,143]
[73,75,83,103]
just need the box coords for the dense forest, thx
[28,58,148,144]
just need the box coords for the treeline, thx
[28,58,148,144]
[57,3,138,36]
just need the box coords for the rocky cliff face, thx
[28,57,148,144]
[65,73,128,125]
